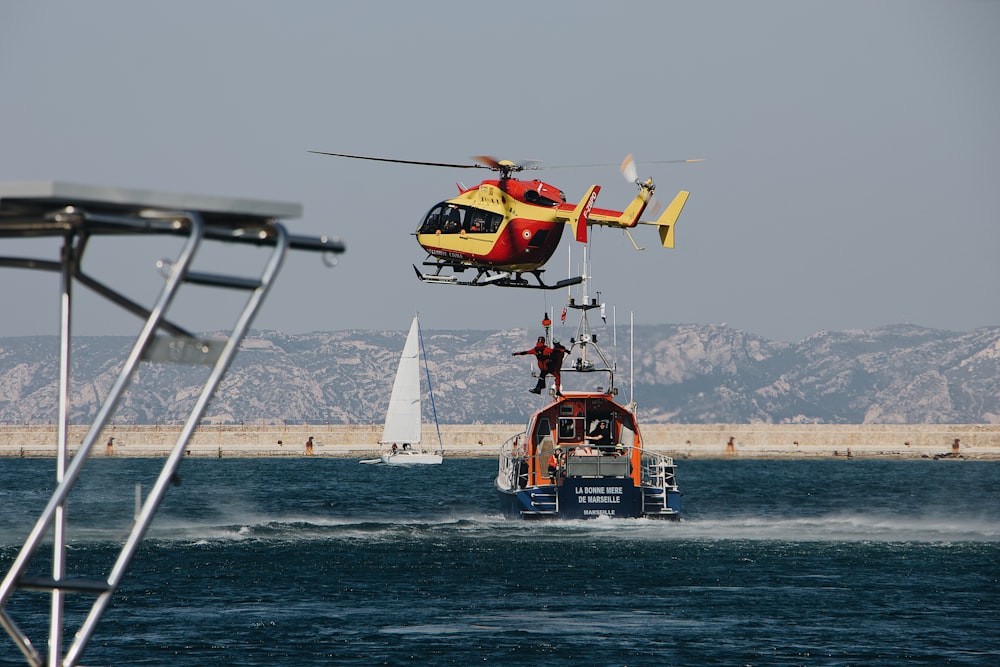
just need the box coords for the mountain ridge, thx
[1,323,997,425]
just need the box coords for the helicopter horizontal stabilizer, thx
[652,191,690,248]
[568,185,600,244]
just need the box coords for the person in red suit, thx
[545,340,568,396]
[513,337,568,396]
[512,336,551,394]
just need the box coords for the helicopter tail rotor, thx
[620,153,673,224]
[616,153,693,246]
[620,154,639,185]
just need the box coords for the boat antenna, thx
[417,316,444,455]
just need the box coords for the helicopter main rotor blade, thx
[644,158,704,164]
[309,151,485,169]
[548,157,704,169]
[471,155,502,170]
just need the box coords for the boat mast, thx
[565,246,615,393]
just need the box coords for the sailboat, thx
[360,314,444,465]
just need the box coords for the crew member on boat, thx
[586,419,612,452]
[547,340,568,396]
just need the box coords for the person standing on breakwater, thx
[306,436,314,455]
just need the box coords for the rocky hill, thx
[1,324,997,425]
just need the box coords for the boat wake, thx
[5,511,996,549]
[142,510,999,545]
[644,513,1000,543]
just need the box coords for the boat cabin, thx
[517,393,644,489]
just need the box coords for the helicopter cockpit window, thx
[441,206,464,233]
[418,204,446,234]
[418,204,464,234]
[419,204,501,235]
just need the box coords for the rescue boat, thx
[495,291,681,520]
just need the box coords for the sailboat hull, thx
[381,451,443,465]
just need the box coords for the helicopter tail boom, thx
[616,178,656,228]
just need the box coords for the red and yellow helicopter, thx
[310,151,700,289]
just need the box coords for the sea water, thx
[1,458,998,666]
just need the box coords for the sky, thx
[1,0,998,342]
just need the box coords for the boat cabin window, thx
[619,423,636,448]
[534,417,551,441]
[558,417,582,441]
[417,203,502,234]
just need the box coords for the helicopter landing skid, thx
[413,264,582,290]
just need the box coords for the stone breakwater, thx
[1,424,999,459]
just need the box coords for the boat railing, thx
[496,432,526,491]
[640,452,678,490]
[500,435,678,493]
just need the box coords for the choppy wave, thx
[126,511,1000,545]
[5,516,999,555]
[6,512,996,549]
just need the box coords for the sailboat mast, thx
[417,317,445,455]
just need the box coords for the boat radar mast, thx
[561,247,616,395]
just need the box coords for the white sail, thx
[380,315,422,446]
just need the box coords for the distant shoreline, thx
[1,424,998,460]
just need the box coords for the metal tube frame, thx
[0,196,340,666]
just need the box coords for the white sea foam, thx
[6,510,996,548]
[631,513,1000,543]
[106,510,1000,546]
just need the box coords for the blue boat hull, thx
[496,476,680,520]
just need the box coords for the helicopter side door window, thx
[468,213,486,233]
[485,211,502,233]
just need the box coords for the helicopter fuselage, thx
[415,178,573,272]
[310,149,695,284]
